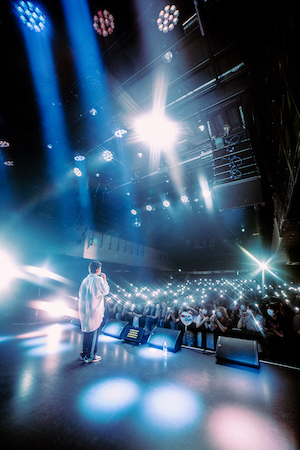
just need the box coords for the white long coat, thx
[78,274,110,332]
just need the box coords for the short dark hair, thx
[88,261,102,274]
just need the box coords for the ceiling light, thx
[114,128,127,138]
[163,200,170,207]
[181,195,189,203]
[93,10,115,37]
[74,168,82,177]
[157,5,179,33]
[16,1,46,32]
[89,108,98,116]
[135,114,178,148]
[162,51,173,63]
[74,154,85,161]
[146,205,153,211]
[103,150,113,161]
[131,209,137,215]
[0,141,10,148]
[132,217,142,228]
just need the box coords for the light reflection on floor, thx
[207,405,297,450]
[78,377,140,421]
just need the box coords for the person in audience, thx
[209,306,233,334]
[103,297,115,325]
[144,302,160,333]
[165,305,180,330]
[113,301,124,321]
[264,300,293,362]
[238,304,265,332]
[293,309,300,336]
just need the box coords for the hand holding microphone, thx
[101,272,107,282]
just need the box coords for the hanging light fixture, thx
[16,1,46,32]
[157,5,179,33]
[93,10,115,37]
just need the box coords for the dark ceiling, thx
[1,0,299,273]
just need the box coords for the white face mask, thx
[217,311,222,318]
[267,309,275,317]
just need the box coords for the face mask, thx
[217,311,222,318]
[267,309,275,317]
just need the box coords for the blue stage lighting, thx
[16,1,46,32]
[103,150,113,161]
[74,167,82,177]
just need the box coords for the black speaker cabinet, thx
[123,325,145,344]
[147,327,182,353]
[215,336,259,368]
[102,320,129,339]
[213,176,263,211]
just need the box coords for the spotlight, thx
[103,150,113,161]
[181,195,189,203]
[89,108,98,116]
[74,154,85,161]
[93,10,115,37]
[146,205,153,211]
[16,1,46,32]
[0,141,10,148]
[163,200,170,207]
[132,217,142,228]
[157,5,179,33]
[114,129,127,138]
[162,51,173,63]
[134,114,178,148]
[4,161,14,166]
[74,167,82,177]
[131,209,137,216]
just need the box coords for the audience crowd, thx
[102,276,300,367]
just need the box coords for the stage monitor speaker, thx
[123,325,145,344]
[215,336,259,368]
[147,327,182,353]
[102,320,129,339]
[213,176,263,211]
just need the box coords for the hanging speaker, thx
[102,320,129,339]
[215,336,259,368]
[213,176,263,211]
[147,327,182,353]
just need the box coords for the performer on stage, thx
[78,261,110,363]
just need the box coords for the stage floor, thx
[0,321,299,450]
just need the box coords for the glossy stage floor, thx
[1,321,299,450]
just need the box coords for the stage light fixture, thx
[162,51,173,63]
[131,209,137,216]
[163,200,170,207]
[132,217,142,228]
[181,195,189,203]
[103,150,113,161]
[4,161,14,166]
[74,167,82,177]
[16,1,46,32]
[146,205,153,211]
[135,114,178,148]
[89,108,98,116]
[157,5,179,33]
[114,128,127,138]
[74,154,85,162]
[93,10,115,37]
[0,141,10,148]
